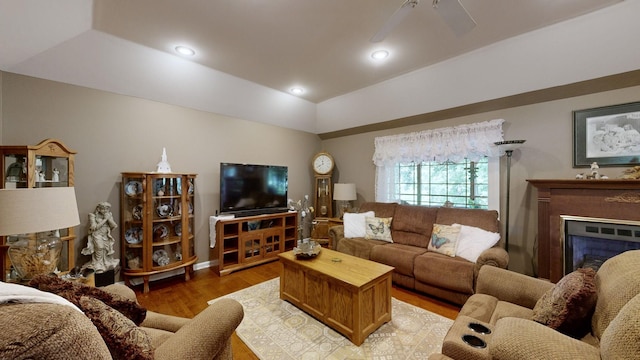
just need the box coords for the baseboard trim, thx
[127,259,218,286]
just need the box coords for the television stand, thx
[215,212,297,276]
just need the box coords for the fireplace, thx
[561,216,640,275]
[529,179,640,282]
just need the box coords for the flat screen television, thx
[219,162,289,216]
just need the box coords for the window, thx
[395,158,489,209]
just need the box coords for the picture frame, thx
[573,101,640,167]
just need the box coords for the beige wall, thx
[322,85,640,275]
[1,72,321,274]
[3,71,640,278]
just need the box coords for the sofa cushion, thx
[428,224,461,257]
[435,207,500,233]
[414,252,475,294]
[591,249,640,339]
[600,293,640,359]
[343,211,375,238]
[453,224,501,263]
[335,236,388,259]
[359,202,397,218]
[364,216,393,242]
[391,205,438,247]
[370,243,426,276]
[532,267,597,338]
[80,296,154,360]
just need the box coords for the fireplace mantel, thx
[528,179,640,282]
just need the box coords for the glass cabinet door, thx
[122,175,144,271]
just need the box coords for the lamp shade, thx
[0,187,80,236]
[333,183,357,201]
[494,140,526,153]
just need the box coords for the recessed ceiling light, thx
[290,87,304,95]
[371,49,390,60]
[175,46,195,56]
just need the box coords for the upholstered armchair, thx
[429,249,640,360]
[0,281,244,360]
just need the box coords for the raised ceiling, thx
[0,0,629,133]
[91,0,620,103]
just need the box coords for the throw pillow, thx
[532,267,597,338]
[343,211,375,238]
[453,223,501,263]
[428,224,461,257]
[28,274,147,325]
[80,296,154,360]
[364,216,393,242]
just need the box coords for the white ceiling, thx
[0,0,634,134]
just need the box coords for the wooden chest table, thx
[278,248,394,345]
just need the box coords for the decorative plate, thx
[153,224,169,241]
[124,181,143,196]
[152,249,170,266]
[174,222,192,236]
[125,227,143,244]
[176,179,194,195]
[132,204,143,220]
[177,201,194,215]
[156,204,173,218]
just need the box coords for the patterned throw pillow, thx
[428,224,461,257]
[532,267,597,338]
[80,296,154,360]
[364,216,393,242]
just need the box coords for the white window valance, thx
[372,119,505,166]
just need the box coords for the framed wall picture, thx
[573,101,640,167]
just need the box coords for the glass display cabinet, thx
[0,138,76,281]
[121,172,197,293]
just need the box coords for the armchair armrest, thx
[328,225,345,250]
[475,266,553,309]
[490,317,600,360]
[154,298,244,360]
[473,247,509,281]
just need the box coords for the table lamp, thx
[333,183,357,219]
[0,187,80,280]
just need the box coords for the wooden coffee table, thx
[278,248,394,345]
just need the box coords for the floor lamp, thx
[494,140,526,252]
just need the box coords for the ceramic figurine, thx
[156,147,172,173]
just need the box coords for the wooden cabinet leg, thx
[143,275,150,294]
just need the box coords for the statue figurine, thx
[156,147,172,173]
[52,168,60,182]
[81,202,120,273]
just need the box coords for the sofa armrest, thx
[475,265,553,309]
[328,225,345,250]
[476,247,509,269]
[490,317,600,360]
[101,283,138,302]
[473,247,509,283]
[154,298,244,360]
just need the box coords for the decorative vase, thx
[7,234,62,280]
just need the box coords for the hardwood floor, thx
[132,261,460,359]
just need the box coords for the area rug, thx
[208,278,453,359]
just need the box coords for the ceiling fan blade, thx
[370,0,419,43]
[433,0,476,37]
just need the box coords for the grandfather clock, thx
[312,152,334,218]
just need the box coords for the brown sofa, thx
[429,249,640,360]
[0,282,244,360]
[328,202,509,305]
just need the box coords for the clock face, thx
[313,154,334,174]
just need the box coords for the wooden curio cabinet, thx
[121,172,197,293]
[0,138,76,281]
